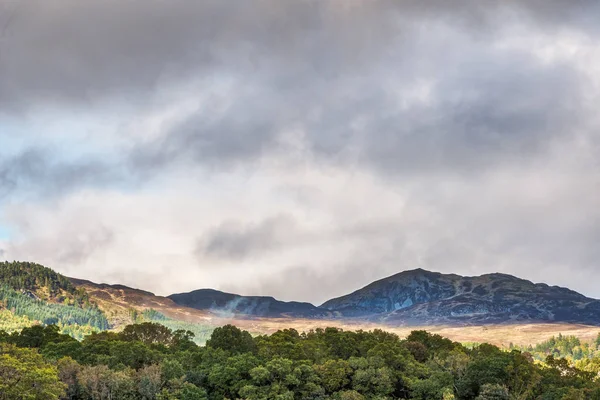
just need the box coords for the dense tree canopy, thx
[2,322,600,399]
[0,342,65,400]
[0,261,86,302]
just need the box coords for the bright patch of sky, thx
[1,110,124,156]
[0,225,11,240]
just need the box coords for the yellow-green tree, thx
[0,343,65,400]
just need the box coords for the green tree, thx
[334,390,366,400]
[0,343,66,400]
[349,357,395,396]
[137,364,162,400]
[57,357,83,400]
[315,359,352,393]
[120,322,175,347]
[207,352,260,399]
[456,344,511,399]
[78,364,136,400]
[206,324,256,355]
[475,384,509,400]
[406,330,457,359]
[10,324,75,348]
[505,351,541,399]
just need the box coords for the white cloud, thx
[1,0,599,304]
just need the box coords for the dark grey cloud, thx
[130,93,281,172]
[1,0,597,180]
[0,148,125,199]
[198,215,296,261]
[129,36,591,178]
[0,0,398,111]
[1,0,598,110]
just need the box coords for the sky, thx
[0,0,599,305]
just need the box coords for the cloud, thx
[0,0,396,111]
[0,147,126,200]
[2,143,598,303]
[198,215,298,261]
[1,0,597,110]
[0,1,599,303]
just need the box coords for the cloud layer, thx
[0,1,599,303]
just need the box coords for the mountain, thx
[4,261,600,334]
[321,268,600,325]
[168,288,335,318]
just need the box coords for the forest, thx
[2,323,600,400]
[0,262,109,339]
[0,262,90,305]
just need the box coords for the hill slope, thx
[168,288,335,318]
[0,261,89,305]
[0,262,109,337]
[4,261,600,336]
[69,278,215,327]
[321,268,600,325]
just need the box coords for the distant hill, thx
[168,288,335,318]
[321,268,600,325]
[69,277,215,327]
[0,261,88,305]
[0,261,109,337]
[3,261,600,333]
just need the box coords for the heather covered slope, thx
[321,269,600,325]
[68,277,216,329]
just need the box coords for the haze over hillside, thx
[167,289,334,319]
[4,261,600,336]
[168,268,600,326]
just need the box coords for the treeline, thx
[0,261,91,305]
[2,323,600,400]
[141,309,216,345]
[0,285,109,331]
[511,333,600,361]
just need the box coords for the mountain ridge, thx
[168,288,335,318]
[3,261,600,328]
[320,268,599,325]
[165,268,600,326]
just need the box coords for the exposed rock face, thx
[168,289,334,318]
[321,269,600,325]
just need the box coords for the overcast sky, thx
[0,0,599,304]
